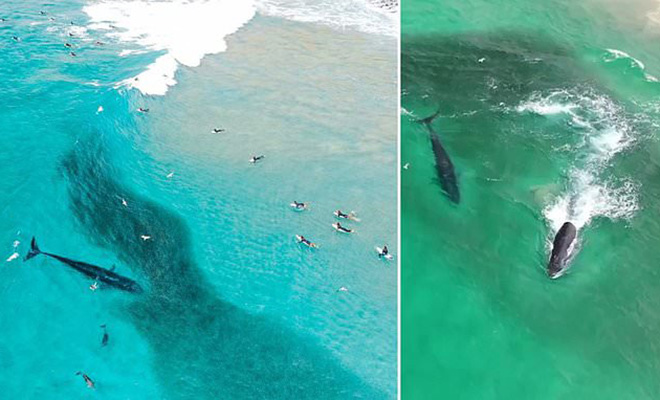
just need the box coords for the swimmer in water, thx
[212,128,225,133]
[333,222,353,233]
[100,324,109,347]
[137,107,149,113]
[291,201,308,210]
[297,235,318,248]
[249,155,264,164]
[334,210,359,221]
[76,372,95,389]
[89,281,98,291]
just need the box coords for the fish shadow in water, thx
[63,139,384,399]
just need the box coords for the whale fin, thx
[418,108,442,126]
[24,237,41,261]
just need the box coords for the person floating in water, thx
[100,325,109,347]
[334,210,360,221]
[249,155,264,164]
[76,371,95,389]
[291,201,308,210]
[137,107,149,113]
[297,235,318,248]
[333,222,353,233]
[211,128,225,133]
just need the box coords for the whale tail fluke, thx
[418,108,442,126]
[24,237,41,261]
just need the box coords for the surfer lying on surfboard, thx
[334,210,360,221]
[332,222,354,233]
[291,201,309,210]
[296,235,318,248]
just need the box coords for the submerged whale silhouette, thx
[24,237,143,293]
[420,110,460,204]
[548,222,577,279]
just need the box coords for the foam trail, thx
[602,48,658,83]
[83,0,256,96]
[517,89,638,232]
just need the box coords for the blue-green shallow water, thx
[0,2,396,398]
[403,0,660,399]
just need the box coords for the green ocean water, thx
[402,1,660,399]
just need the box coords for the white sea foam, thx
[255,0,398,37]
[83,0,257,96]
[517,89,638,232]
[603,48,658,83]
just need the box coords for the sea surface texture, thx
[402,0,660,399]
[0,0,397,398]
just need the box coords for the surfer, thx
[249,155,264,164]
[379,246,389,257]
[297,235,317,248]
[291,201,308,210]
[333,222,353,233]
[212,128,225,133]
[70,52,76,57]
[76,372,95,389]
[334,210,359,221]
[137,107,149,113]
[12,36,19,42]
[64,43,72,48]
[89,281,98,291]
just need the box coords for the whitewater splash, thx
[255,0,398,37]
[602,48,658,83]
[83,0,257,96]
[517,89,639,232]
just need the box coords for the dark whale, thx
[420,110,460,203]
[24,238,143,293]
[548,222,577,279]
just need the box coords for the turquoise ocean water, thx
[403,0,660,399]
[0,1,397,398]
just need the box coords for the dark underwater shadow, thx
[63,138,385,399]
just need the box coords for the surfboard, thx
[376,247,393,260]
